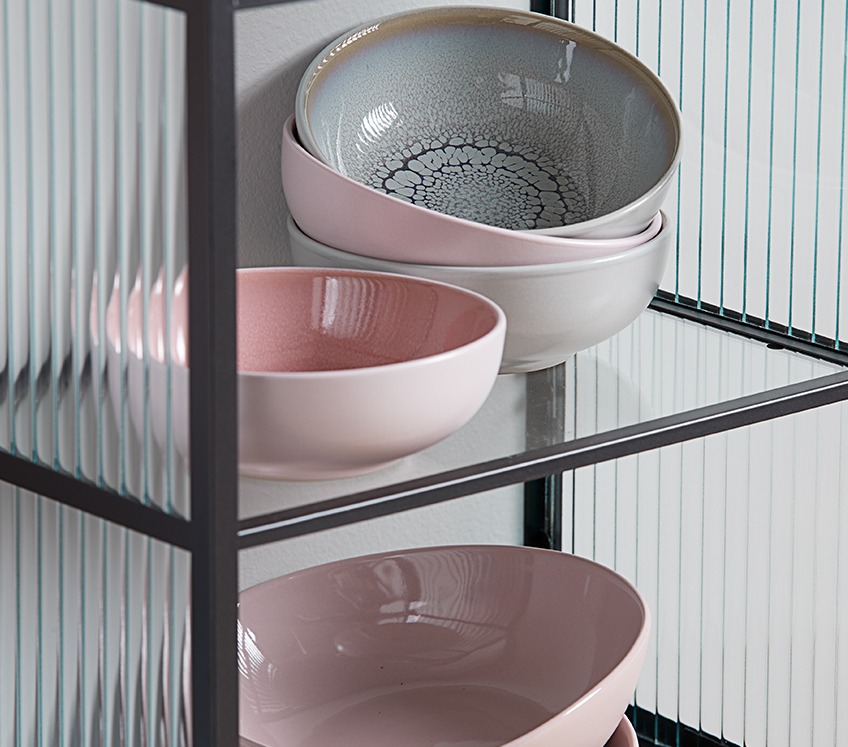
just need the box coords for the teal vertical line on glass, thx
[123,528,130,747]
[79,517,87,747]
[674,0,686,301]
[764,0,779,329]
[15,491,21,747]
[101,522,108,745]
[47,0,59,468]
[786,0,803,334]
[36,499,43,747]
[674,324,685,729]
[24,0,36,461]
[718,0,732,314]
[695,0,709,309]
[69,0,82,477]
[57,508,64,746]
[634,0,640,57]
[169,546,178,746]
[146,537,154,743]
[3,0,15,454]
[138,9,150,507]
[809,0,827,342]
[835,3,848,351]
[741,0,755,322]
[613,0,618,43]
[93,0,105,487]
[115,0,128,498]
[162,18,174,516]
[656,0,662,74]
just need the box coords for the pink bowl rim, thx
[239,544,651,747]
[288,210,671,276]
[293,7,681,238]
[180,267,506,379]
[283,115,666,253]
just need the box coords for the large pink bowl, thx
[109,266,505,481]
[282,116,663,267]
[238,545,650,746]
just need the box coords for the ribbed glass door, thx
[576,0,848,351]
[1,0,190,512]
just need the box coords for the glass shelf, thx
[238,307,848,544]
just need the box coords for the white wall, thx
[234,0,531,589]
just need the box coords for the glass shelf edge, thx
[237,368,848,549]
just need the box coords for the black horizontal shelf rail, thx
[651,291,848,368]
[238,367,848,548]
[233,0,313,10]
[0,451,192,550]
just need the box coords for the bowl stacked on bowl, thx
[238,545,650,747]
[284,7,681,373]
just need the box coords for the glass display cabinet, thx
[1,0,847,745]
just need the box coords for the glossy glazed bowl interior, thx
[111,266,506,480]
[238,545,650,747]
[282,115,663,266]
[296,7,680,238]
[288,213,673,373]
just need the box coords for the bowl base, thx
[239,458,402,482]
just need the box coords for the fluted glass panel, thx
[575,0,848,350]
[0,0,189,513]
[0,479,191,746]
[562,392,848,747]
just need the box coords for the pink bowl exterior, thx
[112,266,506,481]
[238,545,650,747]
[281,115,663,267]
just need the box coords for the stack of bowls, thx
[284,6,681,373]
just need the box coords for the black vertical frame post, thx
[523,365,566,550]
[186,0,239,744]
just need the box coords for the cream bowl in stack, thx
[288,214,672,374]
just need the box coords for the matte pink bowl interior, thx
[238,545,648,747]
[235,268,501,373]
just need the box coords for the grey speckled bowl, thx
[295,6,681,239]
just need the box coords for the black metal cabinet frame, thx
[2,0,848,745]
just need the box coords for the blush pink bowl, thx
[109,266,506,481]
[281,116,663,267]
[238,545,650,747]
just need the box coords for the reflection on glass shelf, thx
[239,308,845,519]
[557,309,842,445]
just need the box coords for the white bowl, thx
[288,213,673,373]
[282,115,664,267]
[106,266,506,481]
[296,7,681,238]
[238,545,650,747]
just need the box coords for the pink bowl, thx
[281,116,663,267]
[107,266,506,481]
[238,545,650,746]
